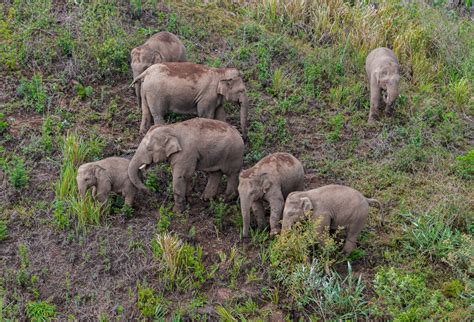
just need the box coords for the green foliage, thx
[54,134,104,230]
[152,233,206,291]
[245,121,266,162]
[130,0,143,19]
[136,285,168,319]
[454,150,473,180]
[441,280,464,298]
[0,220,7,241]
[41,116,55,154]
[75,83,93,100]
[16,243,29,287]
[1,156,29,189]
[372,267,451,320]
[0,6,18,70]
[17,74,47,113]
[326,113,345,142]
[25,301,57,321]
[156,204,173,234]
[0,113,8,134]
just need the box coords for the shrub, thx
[25,301,57,321]
[136,285,168,319]
[1,156,29,189]
[372,267,451,320]
[152,233,206,291]
[0,220,7,241]
[17,74,47,113]
[454,150,473,180]
[0,113,8,134]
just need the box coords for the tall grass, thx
[54,133,104,231]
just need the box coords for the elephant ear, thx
[260,173,272,193]
[165,135,182,157]
[217,79,232,98]
[300,197,313,213]
[152,50,164,64]
[93,165,107,182]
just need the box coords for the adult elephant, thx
[128,118,244,213]
[131,32,187,110]
[131,62,249,138]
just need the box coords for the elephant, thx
[128,118,244,213]
[131,31,187,110]
[77,157,139,206]
[238,153,304,238]
[281,185,383,254]
[365,47,401,123]
[130,62,249,138]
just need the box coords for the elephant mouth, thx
[382,90,388,103]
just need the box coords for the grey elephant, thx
[131,31,187,110]
[238,153,304,238]
[365,47,401,123]
[131,62,249,138]
[282,185,383,254]
[128,118,244,213]
[77,157,139,206]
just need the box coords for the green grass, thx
[25,301,57,321]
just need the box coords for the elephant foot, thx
[270,228,280,237]
[224,191,237,202]
[201,192,216,201]
[173,202,186,214]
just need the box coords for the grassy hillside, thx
[0,0,472,320]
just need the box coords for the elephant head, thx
[128,127,182,191]
[217,69,249,138]
[281,193,314,231]
[238,172,271,236]
[131,45,163,79]
[377,64,400,108]
[76,163,106,198]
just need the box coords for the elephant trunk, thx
[77,181,87,197]
[134,82,141,109]
[239,94,249,139]
[128,145,150,191]
[240,197,251,238]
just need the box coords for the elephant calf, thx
[282,185,383,254]
[238,153,304,238]
[365,47,401,123]
[128,118,244,213]
[131,31,187,110]
[77,157,138,206]
[131,62,249,138]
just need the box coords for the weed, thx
[449,77,471,108]
[215,305,237,322]
[130,0,142,19]
[152,233,206,291]
[75,83,93,100]
[326,113,345,143]
[136,284,168,319]
[25,301,57,321]
[441,280,464,298]
[245,121,266,163]
[16,244,29,287]
[372,267,451,320]
[454,150,473,180]
[210,198,228,231]
[1,156,29,189]
[156,204,174,233]
[0,220,6,241]
[0,113,8,134]
[41,116,55,154]
[17,74,47,113]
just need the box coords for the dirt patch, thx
[163,62,209,82]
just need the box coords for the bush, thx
[152,233,206,291]
[17,74,47,113]
[25,301,57,321]
[0,113,8,134]
[1,156,29,189]
[372,267,451,320]
[454,150,473,180]
[136,285,168,319]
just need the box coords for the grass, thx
[0,0,472,319]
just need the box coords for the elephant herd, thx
[77,31,398,253]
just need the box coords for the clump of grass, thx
[0,113,8,134]
[454,150,473,180]
[152,233,206,291]
[136,284,168,319]
[0,156,29,189]
[0,220,7,241]
[54,133,104,231]
[17,73,47,113]
[25,301,57,321]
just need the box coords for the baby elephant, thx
[282,185,383,254]
[77,157,138,206]
[238,153,304,238]
[365,47,401,123]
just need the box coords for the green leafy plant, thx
[152,233,206,291]
[454,150,473,180]
[0,113,8,134]
[136,285,168,319]
[75,83,93,100]
[156,204,173,233]
[17,74,47,113]
[326,113,345,142]
[2,156,29,189]
[0,220,7,241]
[25,301,57,321]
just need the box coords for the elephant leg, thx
[202,171,222,200]
[197,100,216,119]
[343,217,366,254]
[96,180,111,204]
[224,171,239,200]
[368,79,381,124]
[124,193,134,207]
[386,102,395,117]
[140,92,153,135]
[186,176,193,202]
[215,105,226,122]
[267,189,285,236]
[150,98,167,125]
[252,200,266,230]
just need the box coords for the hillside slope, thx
[0,0,472,320]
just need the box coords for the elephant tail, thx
[130,69,148,87]
[366,198,385,226]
